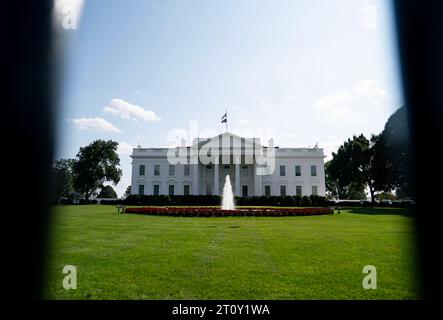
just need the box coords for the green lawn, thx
[44,205,421,300]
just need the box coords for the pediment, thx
[192,132,262,148]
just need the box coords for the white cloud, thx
[352,80,387,98]
[103,98,161,123]
[70,117,122,133]
[312,80,391,149]
[285,95,297,102]
[314,80,387,117]
[314,90,355,112]
[133,89,144,96]
[259,99,271,108]
[117,142,134,155]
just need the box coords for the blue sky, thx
[54,0,403,197]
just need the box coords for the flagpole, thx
[225,109,228,132]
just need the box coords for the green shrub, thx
[120,194,327,207]
[300,196,312,207]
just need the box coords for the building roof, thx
[131,131,324,158]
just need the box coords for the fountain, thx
[222,174,235,210]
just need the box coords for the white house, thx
[130,132,326,197]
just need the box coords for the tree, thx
[325,136,368,200]
[325,160,366,200]
[97,185,117,198]
[124,185,131,198]
[326,134,381,203]
[350,134,382,204]
[73,140,122,201]
[327,106,413,202]
[372,106,412,198]
[376,192,397,201]
[50,158,76,203]
[347,188,368,200]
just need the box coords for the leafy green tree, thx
[376,192,397,201]
[325,166,366,199]
[325,145,366,200]
[73,140,122,201]
[372,106,412,198]
[350,134,382,204]
[326,134,381,203]
[97,185,118,198]
[50,158,76,203]
[347,189,368,200]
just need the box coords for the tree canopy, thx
[72,140,122,201]
[326,106,413,201]
[97,185,118,198]
[325,134,380,202]
[50,158,76,203]
[372,106,412,198]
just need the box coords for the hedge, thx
[58,194,415,208]
[116,194,328,207]
[325,200,416,208]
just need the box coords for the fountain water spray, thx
[222,174,235,210]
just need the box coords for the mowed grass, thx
[44,205,421,300]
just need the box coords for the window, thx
[153,184,160,196]
[280,165,286,176]
[139,164,145,176]
[206,165,213,177]
[296,185,302,196]
[184,164,190,176]
[169,164,175,176]
[295,165,301,176]
[311,165,317,176]
[154,164,160,176]
[265,185,271,197]
[242,185,248,197]
[205,184,212,195]
[311,185,318,196]
[280,185,286,196]
[241,165,248,177]
[138,184,144,195]
[263,162,271,176]
[168,185,175,196]
[184,184,190,196]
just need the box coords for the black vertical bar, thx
[394,0,443,300]
[6,0,54,299]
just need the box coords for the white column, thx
[193,159,200,195]
[214,158,219,195]
[254,162,261,196]
[235,156,240,196]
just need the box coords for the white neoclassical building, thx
[130,132,326,197]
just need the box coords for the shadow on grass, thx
[343,207,414,217]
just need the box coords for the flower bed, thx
[124,207,333,217]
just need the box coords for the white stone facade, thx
[130,132,326,197]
